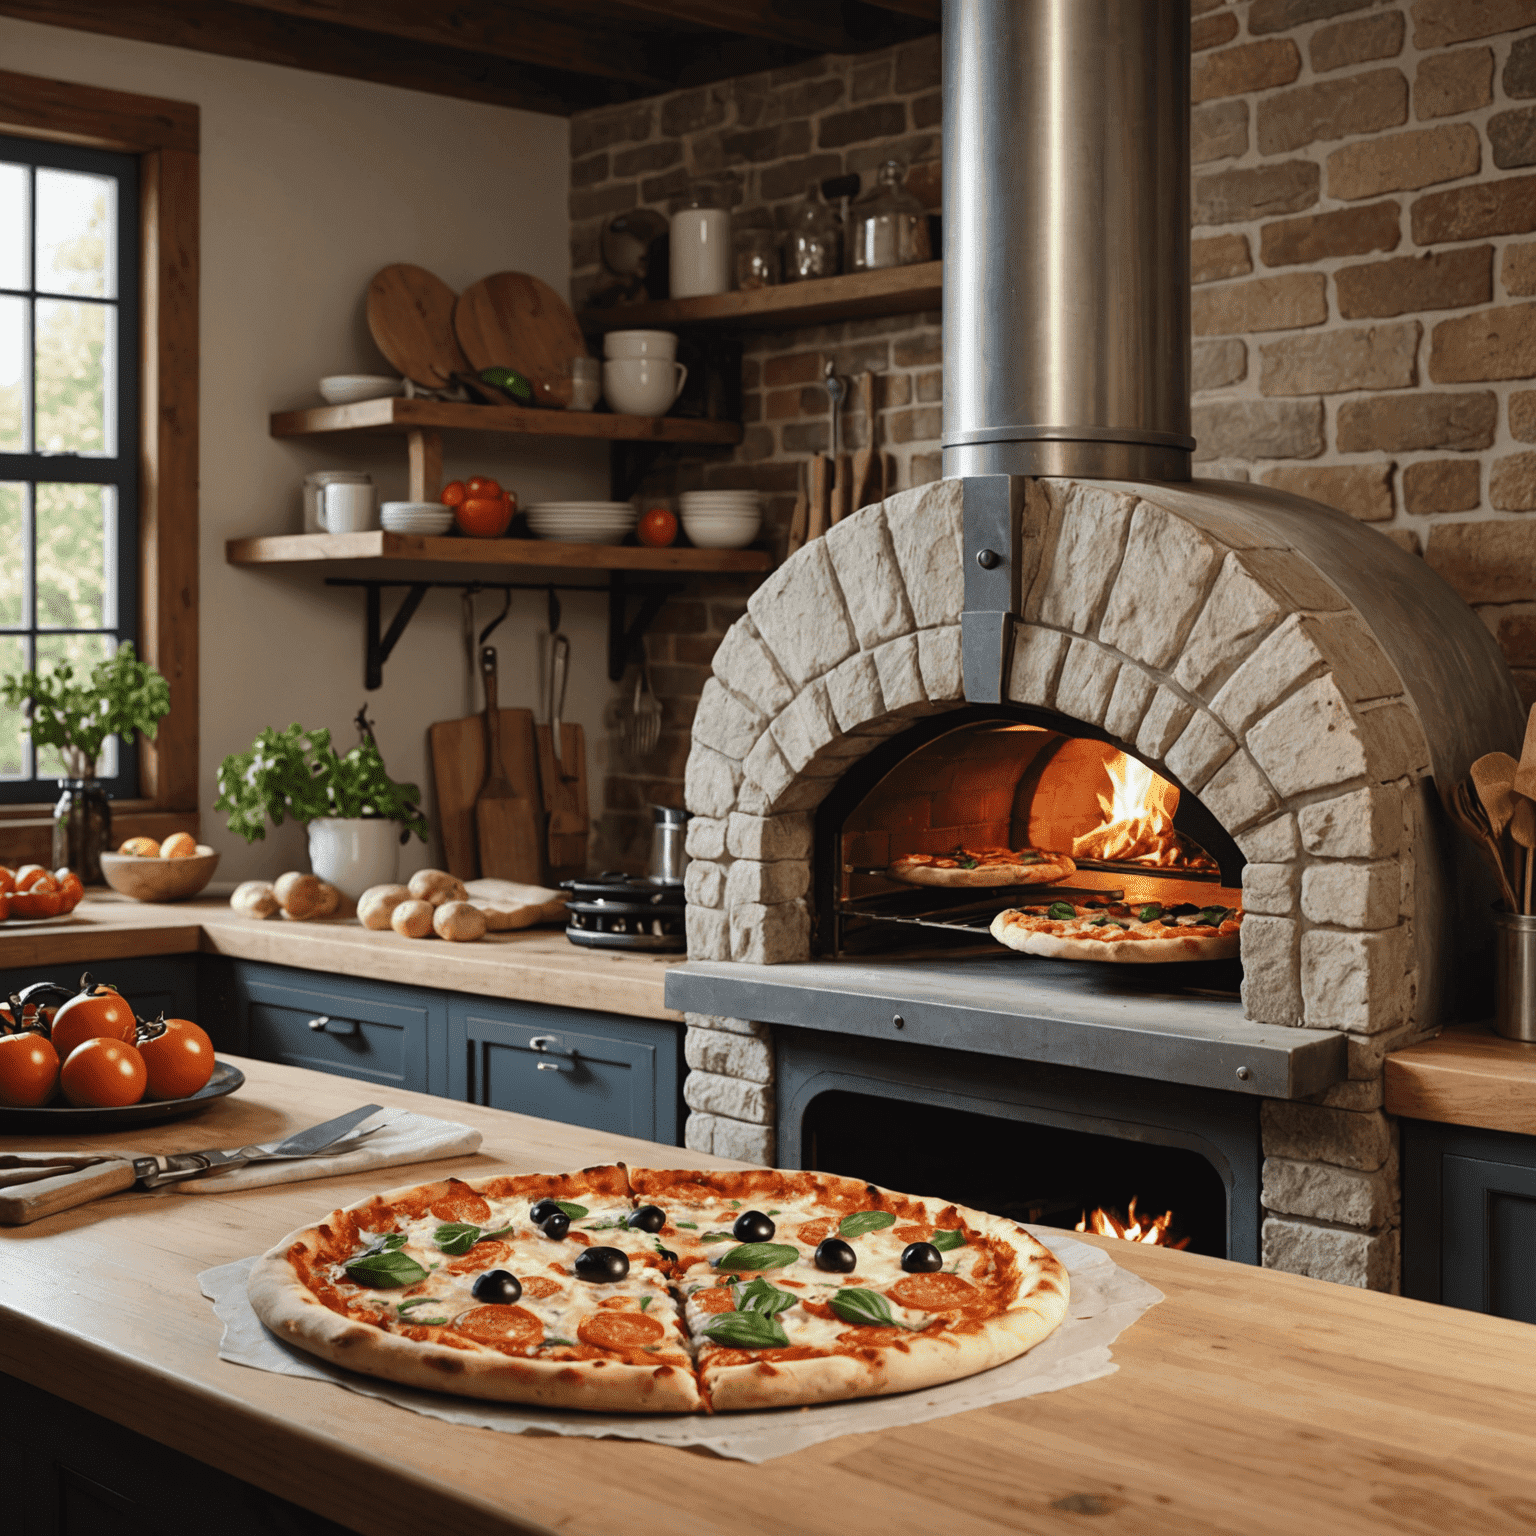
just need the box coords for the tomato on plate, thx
[440,480,467,508]
[0,866,14,896]
[50,987,138,1058]
[455,495,513,539]
[137,1017,215,1100]
[60,1037,147,1108]
[11,876,63,920]
[637,507,678,548]
[54,870,84,911]
[466,476,501,499]
[0,1031,59,1107]
[13,865,49,892]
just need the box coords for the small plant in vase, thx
[215,709,428,899]
[0,645,172,882]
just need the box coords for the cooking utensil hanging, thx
[474,645,544,884]
[535,587,589,873]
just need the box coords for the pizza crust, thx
[889,851,1076,888]
[990,908,1239,963]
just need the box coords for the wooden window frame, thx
[0,68,198,861]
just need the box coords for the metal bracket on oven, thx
[961,476,1027,703]
[529,1035,578,1073]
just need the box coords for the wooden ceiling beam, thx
[858,0,941,19]
[583,0,928,55]
[0,0,634,115]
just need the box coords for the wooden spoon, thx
[1513,796,1536,914]
[1471,751,1520,839]
[1514,705,1536,802]
[1454,779,1520,912]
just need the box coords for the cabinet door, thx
[0,955,197,1029]
[450,1000,680,1144]
[1443,1154,1536,1324]
[232,962,438,1094]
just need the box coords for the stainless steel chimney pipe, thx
[942,0,1194,482]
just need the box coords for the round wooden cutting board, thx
[453,271,589,404]
[366,264,470,388]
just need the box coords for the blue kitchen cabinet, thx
[448,996,682,1145]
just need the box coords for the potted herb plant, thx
[0,644,172,882]
[215,709,428,899]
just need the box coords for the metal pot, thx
[648,804,690,885]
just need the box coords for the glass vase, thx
[53,769,112,884]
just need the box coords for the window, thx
[0,132,140,799]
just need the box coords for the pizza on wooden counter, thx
[991,898,1242,963]
[248,1165,1070,1414]
[887,845,1076,888]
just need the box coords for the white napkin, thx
[157,1107,481,1194]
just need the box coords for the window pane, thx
[0,482,23,627]
[0,635,26,779]
[34,297,111,454]
[35,483,113,630]
[34,631,116,779]
[35,168,113,298]
[0,294,23,451]
[0,162,26,290]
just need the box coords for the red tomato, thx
[60,1038,147,1108]
[439,480,466,508]
[0,1031,59,1107]
[138,1018,215,1101]
[0,893,9,924]
[13,865,48,892]
[0,867,14,895]
[455,495,513,539]
[637,508,678,548]
[54,870,84,911]
[11,884,64,920]
[465,476,501,499]
[50,988,138,1058]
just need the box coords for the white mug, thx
[322,480,376,533]
[603,357,688,418]
[303,470,370,533]
[604,329,677,361]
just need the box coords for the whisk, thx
[620,662,663,762]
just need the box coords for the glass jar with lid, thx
[849,160,933,272]
[669,183,731,298]
[786,182,842,282]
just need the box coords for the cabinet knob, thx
[306,1015,359,1037]
[307,1015,331,1032]
[536,1060,569,1073]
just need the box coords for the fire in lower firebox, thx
[1076,1197,1190,1249]
[1071,751,1216,871]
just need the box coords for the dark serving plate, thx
[0,1060,245,1134]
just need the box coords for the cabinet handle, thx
[536,1060,568,1073]
[307,1015,330,1032]
[307,1015,360,1037]
[529,1035,576,1058]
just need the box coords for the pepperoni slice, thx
[428,1186,492,1224]
[519,1275,561,1299]
[577,1311,666,1350]
[443,1240,511,1275]
[452,1304,542,1346]
[890,1272,981,1311]
[794,1217,835,1247]
[692,1286,736,1314]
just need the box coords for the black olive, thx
[574,1246,630,1283]
[539,1211,570,1241]
[528,1198,562,1225]
[627,1204,666,1233]
[901,1242,943,1273]
[814,1237,857,1273]
[470,1269,523,1304]
[732,1209,776,1242]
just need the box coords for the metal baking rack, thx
[835,882,1126,940]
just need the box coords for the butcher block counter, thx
[0,892,682,1020]
[1386,1023,1536,1134]
[6,1058,1536,1536]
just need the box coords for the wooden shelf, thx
[226,530,770,574]
[578,260,943,333]
[269,395,742,445]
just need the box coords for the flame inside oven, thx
[1076,1198,1190,1249]
[1071,752,1215,871]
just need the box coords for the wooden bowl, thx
[99,846,220,902]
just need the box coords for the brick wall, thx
[576,0,1536,864]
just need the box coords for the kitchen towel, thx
[199,1227,1162,1464]
[159,1108,481,1195]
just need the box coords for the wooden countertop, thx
[6,1058,1536,1536]
[0,894,683,1021]
[1385,1023,1536,1135]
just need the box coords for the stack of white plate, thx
[526,501,638,545]
[381,500,454,535]
[679,490,761,549]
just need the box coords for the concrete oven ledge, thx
[665,957,1347,1101]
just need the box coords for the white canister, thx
[322,480,376,534]
[307,816,400,900]
[670,196,731,299]
[303,470,371,534]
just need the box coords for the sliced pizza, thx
[888,845,1076,888]
[990,898,1242,963]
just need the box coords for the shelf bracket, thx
[608,572,681,682]
[365,582,430,690]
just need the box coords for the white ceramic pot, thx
[603,357,688,417]
[307,816,399,900]
[604,329,677,361]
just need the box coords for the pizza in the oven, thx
[247,1165,1070,1414]
[990,898,1242,963]
[887,845,1076,888]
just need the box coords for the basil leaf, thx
[700,1232,736,1243]
[1136,903,1162,922]
[738,1276,797,1317]
[729,1200,742,1208]
[1018,852,1042,863]
[433,1222,482,1256]
[676,1221,698,1229]
[542,1336,574,1348]
[654,1237,678,1262]
[1089,916,1109,927]
[1047,901,1077,921]
[482,1224,516,1240]
[838,1210,896,1239]
[1198,906,1231,927]
[582,1220,620,1230]
[396,1296,442,1313]
[414,1317,448,1326]
[765,1209,781,1216]
[554,1201,588,1219]
[345,1250,429,1288]
[639,1295,652,1312]
[930,1229,967,1252]
[364,1233,406,1254]
[829,1287,911,1329]
[702,1310,789,1349]
[717,1242,798,1271]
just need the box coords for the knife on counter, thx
[0,1103,386,1225]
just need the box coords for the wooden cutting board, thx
[429,708,541,881]
[535,723,589,875]
[453,272,588,406]
[366,264,470,388]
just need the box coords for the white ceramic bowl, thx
[604,329,678,361]
[682,511,761,549]
[319,374,405,406]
